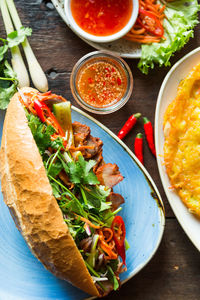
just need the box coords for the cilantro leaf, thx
[7,26,32,48]
[60,159,69,174]
[0,60,18,109]
[100,201,112,212]
[26,113,55,155]
[3,59,16,79]
[96,185,111,198]
[0,27,32,109]
[68,156,99,185]
[0,38,8,62]
[0,83,17,109]
[48,160,63,177]
[51,137,64,150]
[51,181,61,199]
[80,185,111,213]
[26,112,42,134]
[68,160,82,184]
[26,112,64,156]
[83,189,101,210]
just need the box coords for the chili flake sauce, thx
[71,0,133,36]
[76,60,128,108]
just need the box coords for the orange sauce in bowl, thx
[76,60,127,108]
[71,0,133,36]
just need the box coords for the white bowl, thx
[155,47,200,251]
[64,0,139,43]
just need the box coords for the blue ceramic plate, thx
[0,106,165,300]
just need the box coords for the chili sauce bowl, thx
[70,51,133,114]
[64,0,139,43]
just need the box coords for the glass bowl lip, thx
[70,50,133,115]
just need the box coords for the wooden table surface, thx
[1,1,200,299]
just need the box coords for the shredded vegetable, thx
[74,214,101,229]
[124,0,165,44]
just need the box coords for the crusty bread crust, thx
[0,89,99,297]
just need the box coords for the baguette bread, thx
[0,88,100,297]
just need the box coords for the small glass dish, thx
[70,51,133,114]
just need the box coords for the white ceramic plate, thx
[51,0,142,58]
[155,47,200,251]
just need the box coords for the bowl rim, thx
[64,0,139,43]
[70,50,134,114]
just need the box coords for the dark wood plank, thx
[0,1,200,299]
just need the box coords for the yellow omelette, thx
[164,63,200,217]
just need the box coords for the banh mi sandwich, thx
[0,87,129,297]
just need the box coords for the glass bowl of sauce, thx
[70,51,133,114]
[64,0,139,43]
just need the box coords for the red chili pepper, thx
[137,8,164,37]
[134,133,143,164]
[117,113,141,140]
[34,99,65,137]
[111,216,126,265]
[143,117,156,156]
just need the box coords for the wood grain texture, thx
[0,0,200,299]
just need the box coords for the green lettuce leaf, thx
[138,0,200,74]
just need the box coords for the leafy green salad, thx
[138,0,200,74]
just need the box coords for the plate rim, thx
[72,105,165,285]
[155,46,200,251]
[51,0,142,59]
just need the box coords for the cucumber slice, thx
[53,102,74,146]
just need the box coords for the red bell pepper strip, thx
[143,117,156,157]
[34,99,65,137]
[111,216,126,265]
[117,113,141,140]
[34,99,46,122]
[134,133,143,164]
[137,8,164,37]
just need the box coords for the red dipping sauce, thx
[76,60,127,108]
[71,0,133,36]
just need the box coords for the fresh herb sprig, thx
[0,26,32,109]
[6,26,32,48]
